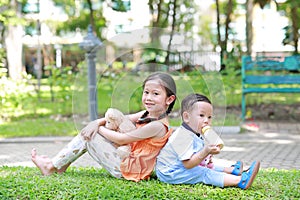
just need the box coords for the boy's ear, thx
[182,111,190,123]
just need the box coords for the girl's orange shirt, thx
[120,118,172,182]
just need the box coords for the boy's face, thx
[183,101,213,133]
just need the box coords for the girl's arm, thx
[81,110,144,141]
[182,145,220,169]
[81,118,106,140]
[126,110,146,123]
[98,120,167,145]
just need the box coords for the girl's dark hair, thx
[180,93,211,117]
[140,72,177,119]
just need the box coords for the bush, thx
[0,73,35,121]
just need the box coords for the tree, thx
[1,0,25,80]
[246,0,299,55]
[246,0,254,55]
[215,0,237,69]
[54,0,106,39]
[148,0,167,45]
[165,0,178,65]
[0,0,12,71]
[254,0,271,8]
[147,0,196,69]
[277,0,300,54]
[245,0,272,56]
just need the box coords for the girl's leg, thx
[31,149,57,176]
[87,134,123,178]
[31,135,87,175]
[51,135,87,170]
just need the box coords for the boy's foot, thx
[31,148,56,176]
[231,161,243,176]
[238,161,260,189]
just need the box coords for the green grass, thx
[0,167,299,199]
[0,117,77,138]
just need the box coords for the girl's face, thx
[183,101,213,133]
[142,80,174,118]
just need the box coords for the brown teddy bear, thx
[103,108,136,159]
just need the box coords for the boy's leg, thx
[161,166,226,188]
[223,161,243,175]
[213,165,225,172]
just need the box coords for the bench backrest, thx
[283,55,300,71]
[242,55,300,71]
[242,55,300,85]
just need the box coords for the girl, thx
[31,72,177,182]
[156,93,260,189]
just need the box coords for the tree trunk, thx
[166,0,177,67]
[87,0,95,32]
[149,0,163,44]
[5,0,23,80]
[224,0,233,54]
[5,26,23,80]
[246,0,254,56]
[215,0,224,68]
[291,6,298,54]
[216,0,221,49]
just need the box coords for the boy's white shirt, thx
[168,126,196,161]
[156,125,205,173]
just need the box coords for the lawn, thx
[0,167,299,199]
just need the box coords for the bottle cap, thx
[202,126,211,134]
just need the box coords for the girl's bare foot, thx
[57,163,71,174]
[31,148,57,175]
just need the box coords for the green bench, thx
[241,55,300,120]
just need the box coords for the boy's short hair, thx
[180,93,211,117]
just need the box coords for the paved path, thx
[1,121,300,170]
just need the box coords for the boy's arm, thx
[182,145,220,169]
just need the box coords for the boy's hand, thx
[207,145,221,155]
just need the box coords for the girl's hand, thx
[80,120,99,141]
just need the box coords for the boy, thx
[155,93,260,189]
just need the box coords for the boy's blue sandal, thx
[238,161,260,190]
[231,161,243,175]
